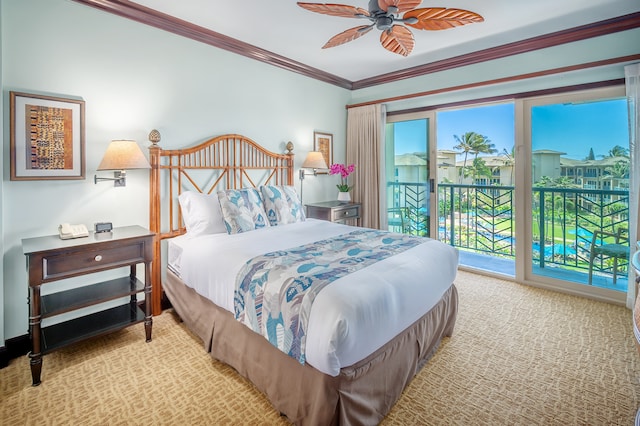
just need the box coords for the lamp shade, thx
[302,151,328,170]
[97,140,150,170]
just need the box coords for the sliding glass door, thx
[384,86,630,302]
[385,113,435,237]
[522,87,630,298]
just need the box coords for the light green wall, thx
[2,0,638,346]
[0,0,351,342]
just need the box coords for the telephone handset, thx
[58,223,89,240]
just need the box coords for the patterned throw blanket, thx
[234,229,425,364]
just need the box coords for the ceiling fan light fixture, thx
[297,0,483,56]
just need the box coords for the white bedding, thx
[168,218,458,376]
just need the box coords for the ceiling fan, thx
[297,0,484,57]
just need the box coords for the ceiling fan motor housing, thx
[376,15,394,30]
[369,0,398,30]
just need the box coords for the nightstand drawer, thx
[42,241,146,280]
[333,207,359,221]
[306,201,362,226]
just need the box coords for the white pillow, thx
[178,191,226,237]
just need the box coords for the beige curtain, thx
[346,104,386,229]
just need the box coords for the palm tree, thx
[453,132,494,183]
[604,159,630,179]
[500,146,515,184]
[471,137,497,161]
[603,158,630,194]
[469,157,492,183]
[606,145,629,158]
[453,132,480,183]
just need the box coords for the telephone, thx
[58,223,89,240]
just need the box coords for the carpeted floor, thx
[1,270,638,425]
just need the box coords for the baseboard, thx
[0,345,8,369]
[0,334,30,368]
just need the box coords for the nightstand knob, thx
[345,211,350,216]
[94,255,103,262]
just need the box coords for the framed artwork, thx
[10,91,85,180]
[313,131,333,173]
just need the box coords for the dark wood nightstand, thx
[306,201,361,226]
[21,225,155,386]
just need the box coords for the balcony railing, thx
[388,181,630,282]
[387,181,430,236]
[532,186,630,274]
[439,184,515,257]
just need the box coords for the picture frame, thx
[313,131,333,174]
[10,91,85,180]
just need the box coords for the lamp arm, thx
[94,170,127,186]
[298,167,322,203]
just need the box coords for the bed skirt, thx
[164,270,458,425]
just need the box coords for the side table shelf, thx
[41,276,144,317]
[22,225,155,386]
[40,276,146,353]
[42,304,144,354]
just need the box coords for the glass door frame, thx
[385,111,437,236]
[518,86,627,304]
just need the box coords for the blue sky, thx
[394,99,629,160]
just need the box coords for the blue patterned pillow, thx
[260,185,306,226]
[217,188,270,234]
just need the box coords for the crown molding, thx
[348,54,640,109]
[72,1,639,91]
[351,12,640,89]
[71,0,352,89]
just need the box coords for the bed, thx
[148,133,459,425]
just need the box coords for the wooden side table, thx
[305,201,361,226]
[22,225,155,386]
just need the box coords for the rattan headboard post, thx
[148,129,163,315]
[148,132,295,315]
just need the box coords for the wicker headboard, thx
[148,132,295,314]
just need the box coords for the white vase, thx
[337,191,351,202]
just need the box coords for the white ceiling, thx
[131,0,639,82]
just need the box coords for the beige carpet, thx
[1,270,638,425]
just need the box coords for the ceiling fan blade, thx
[404,8,484,30]
[323,25,373,49]
[297,2,370,18]
[380,25,414,56]
[378,0,422,14]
